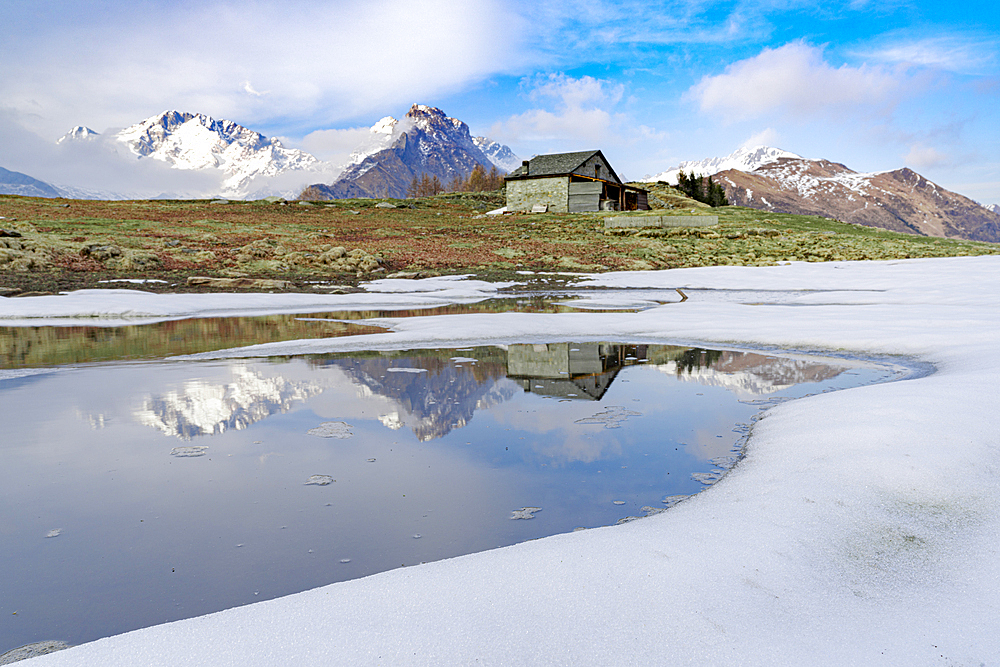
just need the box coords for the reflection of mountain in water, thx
[655,350,846,397]
[134,365,326,439]
[318,355,517,441]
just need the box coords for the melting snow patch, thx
[307,421,353,438]
[305,475,335,486]
[170,446,208,458]
[574,406,642,429]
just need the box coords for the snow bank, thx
[16,257,1000,666]
[0,276,511,326]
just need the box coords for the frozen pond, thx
[0,325,907,654]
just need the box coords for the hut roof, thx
[506,150,622,184]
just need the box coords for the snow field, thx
[7,256,999,666]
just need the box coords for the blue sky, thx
[1,0,998,203]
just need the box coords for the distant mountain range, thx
[301,104,521,200]
[643,146,800,185]
[52,111,323,198]
[0,166,62,198]
[643,147,1000,243]
[2,106,517,201]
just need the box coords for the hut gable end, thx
[572,153,621,185]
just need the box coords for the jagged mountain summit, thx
[56,111,324,198]
[643,146,800,185]
[304,105,519,200]
[113,111,321,196]
[715,156,1000,242]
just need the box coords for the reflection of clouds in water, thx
[528,430,624,465]
[653,352,846,398]
[134,365,326,440]
[487,400,628,464]
[688,420,745,462]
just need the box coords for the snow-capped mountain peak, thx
[57,126,100,144]
[112,110,320,196]
[305,105,520,200]
[473,136,522,173]
[986,203,1000,215]
[643,146,801,185]
[343,104,519,175]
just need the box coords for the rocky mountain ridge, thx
[303,105,519,200]
[645,145,1000,243]
[715,157,1000,242]
[643,146,800,185]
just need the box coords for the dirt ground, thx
[2,189,998,296]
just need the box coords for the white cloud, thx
[862,34,999,76]
[0,0,526,140]
[687,41,906,123]
[300,127,378,164]
[489,74,667,170]
[740,128,782,149]
[903,144,950,169]
[243,81,267,97]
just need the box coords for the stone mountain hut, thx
[504,150,649,213]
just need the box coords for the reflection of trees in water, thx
[673,348,725,374]
[316,353,517,441]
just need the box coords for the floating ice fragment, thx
[45,529,61,538]
[171,446,208,457]
[307,422,353,438]
[661,495,690,507]
[692,470,725,485]
[413,534,422,539]
[450,357,477,363]
[575,406,642,429]
[510,507,542,520]
[305,475,335,486]
[385,367,427,374]
[340,558,351,564]
[367,458,376,463]
[613,500,626,505]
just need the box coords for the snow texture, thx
[113,111,321,197]
[10,256,1000,666]
[643,145,801,184]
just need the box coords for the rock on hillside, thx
[303,105,518,200]
[716,157,1000,243]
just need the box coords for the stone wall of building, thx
[505,177,570,212]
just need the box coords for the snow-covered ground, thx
[6,256,1000,666]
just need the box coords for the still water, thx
[0,328,904,653]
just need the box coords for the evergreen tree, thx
[676,170,728,207]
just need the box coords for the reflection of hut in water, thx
[507,343,648,400]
